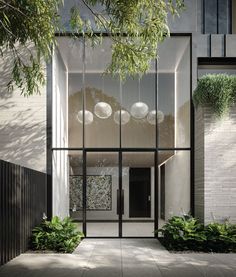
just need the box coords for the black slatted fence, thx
[0,159,47,265]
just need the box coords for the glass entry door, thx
[122,152,155,237]
[85,151,155,237]
[86,151,120,237]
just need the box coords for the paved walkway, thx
[0,239,236,277]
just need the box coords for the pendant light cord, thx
[101,48,105,102]
[82,37,86,147]
[83,38,86,109]
[138,75,141,102]
[102,74,105,101]
[120,75,123,108]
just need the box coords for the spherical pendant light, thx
[157,110,165,123]
[147,110,156,125]
[77,110,93,125]
[114,110,131,125]
[147,110,165,125]
[130,102,149,119]
[94,102,112,119]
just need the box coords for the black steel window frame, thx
[47,33,194,238]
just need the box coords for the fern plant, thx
[205,222,236,252]
[193,74,236,117]
[157,215,236,252]
[157,215,206,250]
[31,216,84,253]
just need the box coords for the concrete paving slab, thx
[181,253,236,277]
[0,239,236,277]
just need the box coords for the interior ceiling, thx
[57,36,190,73]
[69,152,175,167]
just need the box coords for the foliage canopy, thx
[0,0,184,96]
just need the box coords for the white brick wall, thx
[195,106,236,224]
[0,49,46,172]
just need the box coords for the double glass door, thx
[84,151,155,237]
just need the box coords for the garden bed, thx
[157,215,236,253]
[30,216,84,253]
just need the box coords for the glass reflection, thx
[122,74,156,148]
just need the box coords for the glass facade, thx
[52,35,192,237]
[158,151,191,229]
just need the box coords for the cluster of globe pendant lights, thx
[77,78,164,125]
[77,103,165,125]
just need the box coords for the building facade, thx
[1,0,236,238]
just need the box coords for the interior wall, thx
[164,151,191,219]
[0,46,46,172]
[70,166,155,221]
[176,39,191,148]
[52,48,69,218]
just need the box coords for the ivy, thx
[193,74,236,117]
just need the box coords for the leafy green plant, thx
[193,74,236,117]
[157,215,206,251]
[157,215,236,252]
[31,216,84,253]
[205,222,236,252]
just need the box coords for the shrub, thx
[193,74,236,117]
[156,215,206,251]
[31,216,84,253]
[205,222,236,253]
[157,215,236,252]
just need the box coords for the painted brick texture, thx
[0,48,46,172]
[195,106,236,224]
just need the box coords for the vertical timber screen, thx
[0,160,47,265]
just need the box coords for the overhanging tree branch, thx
[0,0,184,96]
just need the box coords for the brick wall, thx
[195,106,236,224]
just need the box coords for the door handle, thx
[148,195,151,201]
[117,189,124,215]
[117,189,120,215]
[121,189,124,215]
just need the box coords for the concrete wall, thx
[164,151,191,219]
[168,0,202,33]
[195,107,236,224]
[52,48,69,218]
[233,0,236,34]
[60,0,202,34]
[0,48,46,172]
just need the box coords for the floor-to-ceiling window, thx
[52,35,192,237]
